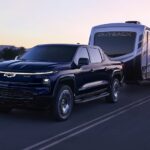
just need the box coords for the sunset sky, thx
[0,0,150,48]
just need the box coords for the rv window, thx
[138,34,143,48]
[138,42,142,48]
[94,32,136,57]
[139,34,143,42]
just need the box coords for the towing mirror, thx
[78,58,89,67]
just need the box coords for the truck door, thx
[87,47,109,91]
[74,47,92,96]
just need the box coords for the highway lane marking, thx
[36,98,150,150]
[23,95,150,150]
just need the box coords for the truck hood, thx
[0,60,71,73]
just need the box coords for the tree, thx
[1,47,26,60]
[18,47,26,56]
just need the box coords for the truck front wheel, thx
[52,85,73,121]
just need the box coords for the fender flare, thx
[52,74,76,97]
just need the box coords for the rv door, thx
[141,31,148,79]
[147,32,150,79]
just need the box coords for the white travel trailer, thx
[89,21,150,83]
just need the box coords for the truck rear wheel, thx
[106,78,120,103]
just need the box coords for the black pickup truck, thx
[0,44,123,120]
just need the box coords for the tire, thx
[106,78,120,103]
[0,106,12,113]
[52,85,74,121]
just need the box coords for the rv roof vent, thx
[125,21,141,24]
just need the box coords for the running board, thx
[75,92,110,104]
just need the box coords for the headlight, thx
[43,78,50,85]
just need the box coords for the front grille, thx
[0,88,33,99]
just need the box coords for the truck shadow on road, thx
[0,84,150,123]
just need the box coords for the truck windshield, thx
[94,32,136,57]
[20,45,78,62]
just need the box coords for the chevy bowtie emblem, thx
[4,73,16,78]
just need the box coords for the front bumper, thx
[0,85,53,109]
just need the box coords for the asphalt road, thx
[1,83,150,150]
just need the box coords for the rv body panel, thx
[89,22,150,82]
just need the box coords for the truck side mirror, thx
[78,58,89,67]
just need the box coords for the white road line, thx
[39,98,150,150]
[23,95,150,150]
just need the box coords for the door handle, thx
[104,67,108,71]
[90,68,95,72]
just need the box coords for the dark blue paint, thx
[0,44,123,109]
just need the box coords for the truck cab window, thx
[88,48,102,63]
